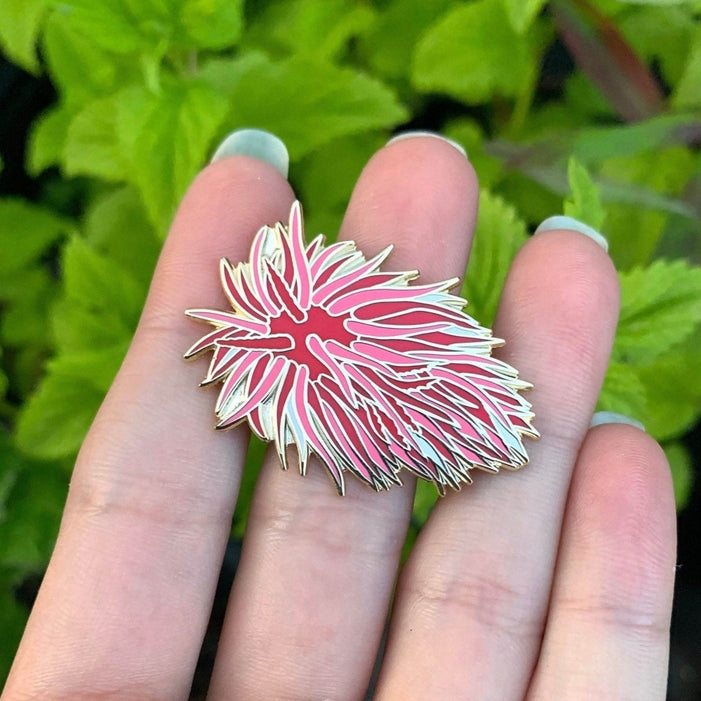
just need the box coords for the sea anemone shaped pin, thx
[185,201,538,495]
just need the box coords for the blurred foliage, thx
[1,0,700,681]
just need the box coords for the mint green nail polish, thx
[591,411,645,431]
[210,128,289,178]
[386,130,467,158]
[535,215,608,253]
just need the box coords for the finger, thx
[5,142,294,699]
[375,223,620,699]
[527,422,676,700]
[208,135,477,701]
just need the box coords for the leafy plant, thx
[1,0,700,682]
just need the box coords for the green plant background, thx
[1,0,700,682]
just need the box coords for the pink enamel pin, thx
[185,201,538,495]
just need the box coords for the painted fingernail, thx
[386,130,467,158]
[210,128,289,178]
[591,411,646,431]
[535,215,608,253]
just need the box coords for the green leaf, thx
[598,361,647,420]
[53,0,171,54]
[0,350,7,402]
[197,50,266,92]
[180,0,244,49]
[526,102,603,137]
[0,578,27,684]
[412,479,439,525]
[0,199,71,277]
[672,29,701,110]
[84,186,161,287]
[62,237,144,319]
[619,6,695,86]
[501,0,547,34]
[51,344,129,394]
[563,156,606,231]
[488,139,697,245]
[599,146,698,269]
[0,432,60,679]
[0,268,56,347]
[232,435,266,538]
[7,344,53,407]
[497,171,562,228]
[563,71,617,119]
[15,347,125,459]
[116,81,228,235]
[444,119,503,188]
[26,104,74,176]
[55,0,241,54]
[636,348,701,440]
[463,190,528,327]
[51,237,145,353]
[0,0,49,74]
[597,177,696,219]
[615,0,696,5]
[571,114,701,165]
[362,0,454,80]
[244,0,373,61]
[615,259,701,366]
[295,132,386,237]
[63,96,127,181]
[43,10,126,106]
[0,433,20,521]
[200,52,407,160]
[0,431,66,566]
[552,0,665,122]
[413,0,534,103]
[664,442,694,511]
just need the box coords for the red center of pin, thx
[268,304,356,380]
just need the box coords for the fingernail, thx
[210,128,289,178]
[535,215,608,252]
[591,411,646,431]
[386,130,467,158]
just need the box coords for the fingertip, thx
[151,156,294,314]
[342,131,479,279]
[586,421,675,508]
[380,130,477,189]
[505,228,620,337]
[178,154,294,234]
[574,423,677,591]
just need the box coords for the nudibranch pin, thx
[185,201,538,495]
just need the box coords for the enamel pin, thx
[185,201,538,495]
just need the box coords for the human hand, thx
[2,131,676,700]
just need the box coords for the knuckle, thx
[400,566,545,641]
[555,593,671,639]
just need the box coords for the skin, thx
[2,137,676,700]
